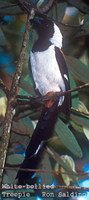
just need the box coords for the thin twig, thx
[71,107,89,117]
[0,4,17,10]
[55,0,58,21]
[14,110,35,120]
[17,94,32,99]
[16,82,89,108]
[58,83,89,97]
[15,83,89,118]
[17,100,89,117]
[0,166,89,191]
[17,83,89,102]
[1,185,89,191]
[0,11,35,180]
[54,185,89,191]
[1,183,89,191]
[0,167,89,177]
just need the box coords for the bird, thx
[16,16,71,183]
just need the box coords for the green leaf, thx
[61,155,76,185]
[79,101,89,116]
[78,101,89,140]
[40,152,53,185]
[2,169,17,184]
[70,119,83,133]
[47,147,78,185]
[0,88,6,97]
[71,113,89,130]
[0,96,7,117]
[76,14,89,37]
[55,118,83,158]
[55,155,76,186]
[83,127,89,140]
[37,0,44,8]
[6,154,24,166]
[70,102,87,133]
[51,2,67,22]
[48,136,64,150]
[57,2,67,21]
[71,112,89,139]
[19,75,36,97]
[67,0,89,14]
[12,117,34,137]
[66,55,89,83]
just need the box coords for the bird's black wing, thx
[55,47,71,115]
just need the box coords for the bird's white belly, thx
[30,45,65,102]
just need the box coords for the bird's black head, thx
[31,17,54,41]
[31,16,63,49]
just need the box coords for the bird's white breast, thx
[30,45,65,104]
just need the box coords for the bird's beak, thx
[30,18,42,31]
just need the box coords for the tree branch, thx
[17,82,89,104]
[0,11,35,181]
[71,107,89,117]
[0,4,17,10]
[38,0,54,13]
[18,0,54,14]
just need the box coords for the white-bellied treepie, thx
[17,16,71,182]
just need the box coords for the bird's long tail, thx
[16,93,59,183]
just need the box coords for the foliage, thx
[0,0,89,199]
